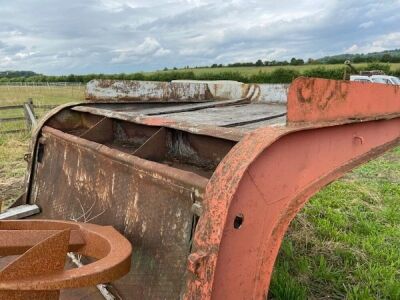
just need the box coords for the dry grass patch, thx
[0,134,29,211]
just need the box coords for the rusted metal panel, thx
[71,105,247,141]
[158,103,286,127]
[0,220,131,299]
[288,77,400,124]
[30,127,208,299]
[86,80,215,102]
[172,80,249,100]
[255,83,289,104]
[0,229,85,254]
[126,98,249,116]
[86,79,290,103]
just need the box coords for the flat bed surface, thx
[72,101,287,130]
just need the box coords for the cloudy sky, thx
[0,0,399,75]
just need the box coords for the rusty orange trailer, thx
[2,77,399,299]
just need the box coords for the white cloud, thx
[372,32,400,49]
[0,0,399,74]
[345,44,359,54]
[14,51,37,59]
[0,56,13,68]
[359,21,374,29]
[111,37,170,63]
[344,32,400,54]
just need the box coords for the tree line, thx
[0,63,398,85]
[167,51,400,69]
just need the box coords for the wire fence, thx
[0,82,83,87]
[0,84,85,135]
[0,100,58,134]
[0,84,85,106]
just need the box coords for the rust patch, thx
[288,77,400,124]
[0,220,131,299]
[85,80,215,103]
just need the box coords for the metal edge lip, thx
[41,126,209,193]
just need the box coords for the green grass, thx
[0,85,85,134]
[270,147,400,299]
[0,85,85,106]
[0,85,399,298]
[157,63,400,76]
[0,132,29,211]
[0,86,85,210]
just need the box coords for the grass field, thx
[0,86,85,208]
[270,148,400,299]
[160,62,400,76]
[0,85,85,106]
[0,85,85,132]
[0,85,399,299]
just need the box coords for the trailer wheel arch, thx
[184,118,400,300]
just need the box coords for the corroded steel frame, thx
[184,78,400,299]
[0,220,132,299]
[20,77,400,299]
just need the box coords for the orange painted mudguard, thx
[184,78,400,299]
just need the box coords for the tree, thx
[307,57,316,65]
[381,53,392,63]
[290,58,304,66]
[255,59,263,66]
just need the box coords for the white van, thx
[350,75,400,85]
[370,75,400,85]
[350,75,373,83]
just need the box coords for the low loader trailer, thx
[0,77,399,299]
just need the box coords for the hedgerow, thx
[1,65,398,84]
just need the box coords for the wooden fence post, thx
[23,98,37,130]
